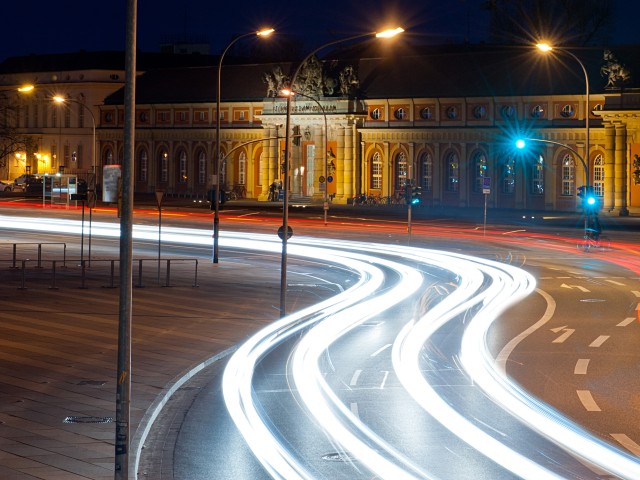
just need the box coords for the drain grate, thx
[64,416,113,424]
[77,380,107,386]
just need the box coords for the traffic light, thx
[577,185,597,211]
[515,139,526,149]
[410,185,421,205]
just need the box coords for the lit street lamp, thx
[213,27,274,264]
[279,27,404,317]
[53,95,97,266]
[536,42,590,188]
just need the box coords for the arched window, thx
[472,151,487,193]
[561,154,575,196]
[395,151,407,190]
[198,151,206,185]
[105,148,114,165]
[532,154,544,194]
[138,149,148,182]
[445,151,459,192]
[420,152,432,192]
[178,151,187,183]
[239,152,246,185]
[159,151,168,183]
[502,157,515,194]
[371,152,382,189]
[593,154,604,197]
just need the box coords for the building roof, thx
[98,43,640,106]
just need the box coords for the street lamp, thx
[53,95,97,266]
[279,27,404,317]
[280,88,330,225]
[213,27,274,264]
[536,42,590,188]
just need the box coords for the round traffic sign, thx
[327,175,333,183]
[277,225,293,240]
[319,175,326,184]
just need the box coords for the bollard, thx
[79,260,88,289]
[105,260,117,289]
[63,244,67,268]
[37,244,43,268]
[49,260,59,290]
[11,244,17,269]
[164,259,171,287]
[19,260,27,290]
[137,259,144,288]
[193,259,199,287]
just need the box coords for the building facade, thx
[1,45,639,214]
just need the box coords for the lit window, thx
[395,152,407,190]
[394,108,407,120]
[445,151,459,192]
[160,151,168,183]
[421,152,432,192]
[370,108,381,120]
[561,154,575,196]
[420,107,432,120]
[371,152,382,189]
[532,155,544,194]
[179,151,187,183]
[139,150,148,182]
[561,104,575,118]
[593,154,604,197]
[503,157,515,194]
[531,105,545,118]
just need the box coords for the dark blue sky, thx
[0,0,638,62]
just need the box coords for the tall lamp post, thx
[536,43,590,189]
[213,28,274,264]
[53,95,97,266]
[279,27,404,317]
[280,89,330,225]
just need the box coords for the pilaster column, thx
[603,124,615,211]
[313,124,324,201]
[615,123,629,215]
[340,124,354,202]
[383,141,390,197]
[335,124,346,200]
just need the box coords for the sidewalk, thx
[0,247,325,479]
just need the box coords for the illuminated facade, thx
[1,46,639,213]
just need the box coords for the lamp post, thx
[53,95,97,266]
[280,89,330,225]
[279,27,404,317]
[516,137,590,235]
[536,43,590,189]
[213,28,274,264]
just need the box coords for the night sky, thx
[0,0,638,62]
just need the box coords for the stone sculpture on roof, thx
[262,56,359,98]
[601,49,631,89]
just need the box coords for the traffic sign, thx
[277,225,293,240]
[319,175,326,183]
[482,176,491,194]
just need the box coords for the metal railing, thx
[5,257,199,290]
[1,242,68,269]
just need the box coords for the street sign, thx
[327,175,333,183]
[155,190,165,208]
[319,175,326,183]
[482,176,491,194]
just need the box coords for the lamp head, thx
[376,27,404,38]
[536,42,553,52]
[257,28,274,37]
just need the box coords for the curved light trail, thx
[0,214,638,479]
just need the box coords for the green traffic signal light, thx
[515,139,526,149]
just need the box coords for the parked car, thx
[0,180,13,192]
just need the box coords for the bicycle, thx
[577,229,611,252]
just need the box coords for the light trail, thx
[1,214,638,478]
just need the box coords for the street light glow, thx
[17,84,35,92]
[536,42,553,52]
[375,27,404,38]
[257,28,275,36]
[515,139,526,149]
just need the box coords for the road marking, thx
[617,317,635,327]
[574,359,590,374]
[561,283,590,292]
[350,369,362,386]
[590,335,609,348]
[577,390,601,411]
[605,279,625,286]
[631,291,640,297]
[379,371,389,389]
[371,344,391,357]
[611,434,640,456]
[350,402,359,418]
[551,326,575,343]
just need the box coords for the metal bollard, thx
[193,259,199,287]
[18,260,27,290]
[49,260,59,290]
[105,260,117,289]
[79,260,88,289]
[11,244,17,269]
[164,259,171,287]
[137,259,144,288]
[36,244,43,268]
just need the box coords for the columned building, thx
[2,45,639,214]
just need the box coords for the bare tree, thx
[482,0,615,46]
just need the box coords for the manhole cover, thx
[321,452,358,462]
[64,416,113,424]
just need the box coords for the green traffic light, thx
[515,139,526,149]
